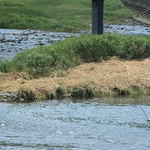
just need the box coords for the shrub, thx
[119,36,150,59]
[0,34,149,77]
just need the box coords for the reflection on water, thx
[0,96,150,150]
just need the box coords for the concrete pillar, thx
[92,0,104,34]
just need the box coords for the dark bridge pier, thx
[92,0,104,34]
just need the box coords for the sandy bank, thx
[0,58,150,102]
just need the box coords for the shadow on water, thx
[0,141,77,149]
[71,95,150,106]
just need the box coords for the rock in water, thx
[0,91,18,102]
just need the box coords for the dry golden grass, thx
[0,58,150,99]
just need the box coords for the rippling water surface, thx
[1,97,150,150]
[0,29,77,60]
[0,24,149,60]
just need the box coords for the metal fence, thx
[122,0,150,24]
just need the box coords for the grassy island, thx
[0,0,149,102]
[0,34,150,102]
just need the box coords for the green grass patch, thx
[0,34,150,78]
[0,0,132,32]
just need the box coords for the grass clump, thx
[112,87,130,96]
[0,34,150,77]
[0,43,81,77]
[71,88,85,98]
[70,88,95,98]
[119,37,150,59]
[0,0,132,32]
[17,89,36,102]
[44,91,54,100]
[56,87,66,99]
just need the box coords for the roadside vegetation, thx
[0,0,132,32]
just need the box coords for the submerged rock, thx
[0,90,37,103]
[0,91,17,102]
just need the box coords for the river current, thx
[0,24,150,60]
[1,97,150,150]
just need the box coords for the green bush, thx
[8,44,80,77]
[119,36,150,59]
[0,60,12,73]
[64,34,122,62]
[0,34,149,77]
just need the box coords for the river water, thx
[0,29,77,60]
[1,97,150,150]
[0,24,150,60]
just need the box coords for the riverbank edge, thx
[1,58,150,103]
[0,87,150,103]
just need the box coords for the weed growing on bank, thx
[0,34,150,77]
